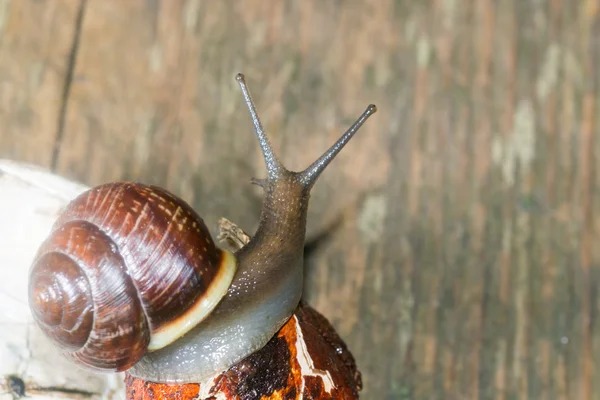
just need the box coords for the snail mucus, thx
[27,73,376,383]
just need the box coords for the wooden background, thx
[0,0,599,399]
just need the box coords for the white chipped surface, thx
[491,100,537,186]
[0,160,125,400]
[196,374,226,400]
[536,44,561,101]
[416,36,431,67]
[357,193,387,244]
[293,316,334,397]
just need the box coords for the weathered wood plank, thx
[0,0,82,167]
[0,1,599,399]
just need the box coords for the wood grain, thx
[1,0,599,398]
[0,0,81,166]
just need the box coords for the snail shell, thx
[29,183,236,371]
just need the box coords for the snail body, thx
[28,74,376,383]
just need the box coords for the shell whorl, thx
[28,182,237,371]
[29,220,150,369]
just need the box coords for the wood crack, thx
[50,0,88,172]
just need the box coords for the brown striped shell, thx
[28,182,237,371]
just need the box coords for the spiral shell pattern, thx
[28,183,237,371]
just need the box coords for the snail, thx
[27,73,376,383]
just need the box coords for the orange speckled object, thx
[125,303,361,399]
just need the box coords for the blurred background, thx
[0,1,599,399]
